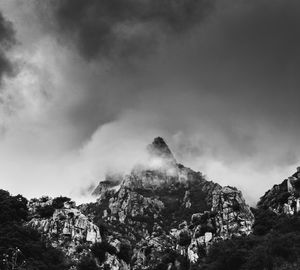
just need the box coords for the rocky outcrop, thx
[92,172,123,196]
[27,198,102,259]
[169,186,254,264]
[92,179,121,201]
[258,166,300,215]
[211,186,254,238]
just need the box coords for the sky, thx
[0,0,300,204]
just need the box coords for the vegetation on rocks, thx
[0,190,68,270]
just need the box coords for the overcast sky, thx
[0,0,299,204]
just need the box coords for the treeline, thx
[0,189,68,270]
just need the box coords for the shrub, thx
[293,179,300,190]
[52,196,71,209]
[0,189,68,270]
[252,208,277,235]
[232,201,240,211]
[178,231,191,246]
[91,242,117,264]
[78,256,99,270]
[37,204,55,218]
[0,190,28,223]
[117,243,132,264]
[277,192,291,205]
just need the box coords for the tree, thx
[52,197,71,209]
[0,189,68,270]
[78,256,99,270]
[91,242,117,264]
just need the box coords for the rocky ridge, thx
[83,137,254,269]
[258,167,300,215]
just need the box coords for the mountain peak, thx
[148,137,174,159]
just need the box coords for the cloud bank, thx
[36,0,213,60]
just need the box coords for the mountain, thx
[9,137,253,269]
[81,137,254,269]
[7,137,300,269]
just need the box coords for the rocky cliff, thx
[258,167,300,215]
[80,137,254,269]
[27,197,102,263]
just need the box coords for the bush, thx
[178,231,191,246]
[91,242,117,264]
[0,189,68,270]
[52,196,71,209]
[277,192,291,205]
[78,256,99,270]
[293,179,300,190]
[0,190,28,223]
[242,246,273,270]
[37,204,55,218]
[252,208,277,235]
[117,243,132,264]
[232,201,240,211]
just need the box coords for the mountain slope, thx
[82,137,254,269]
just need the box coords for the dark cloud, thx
[2,0,300,203]
[205,0,300,135]
[36,0,214,60]
[32,0,300,162]
[0,10,16,84]
[26,0,215,146]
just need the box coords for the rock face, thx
[258,166,300,215]
[170,186,254,264]
[27,198,102,260]
[92,178,121,201]
[211,186,254,239]
[82,137,254,269]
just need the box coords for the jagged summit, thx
[93,137,177,197]
[144,136,178,174]
[87,136,254,268]
[147,137,175,161]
